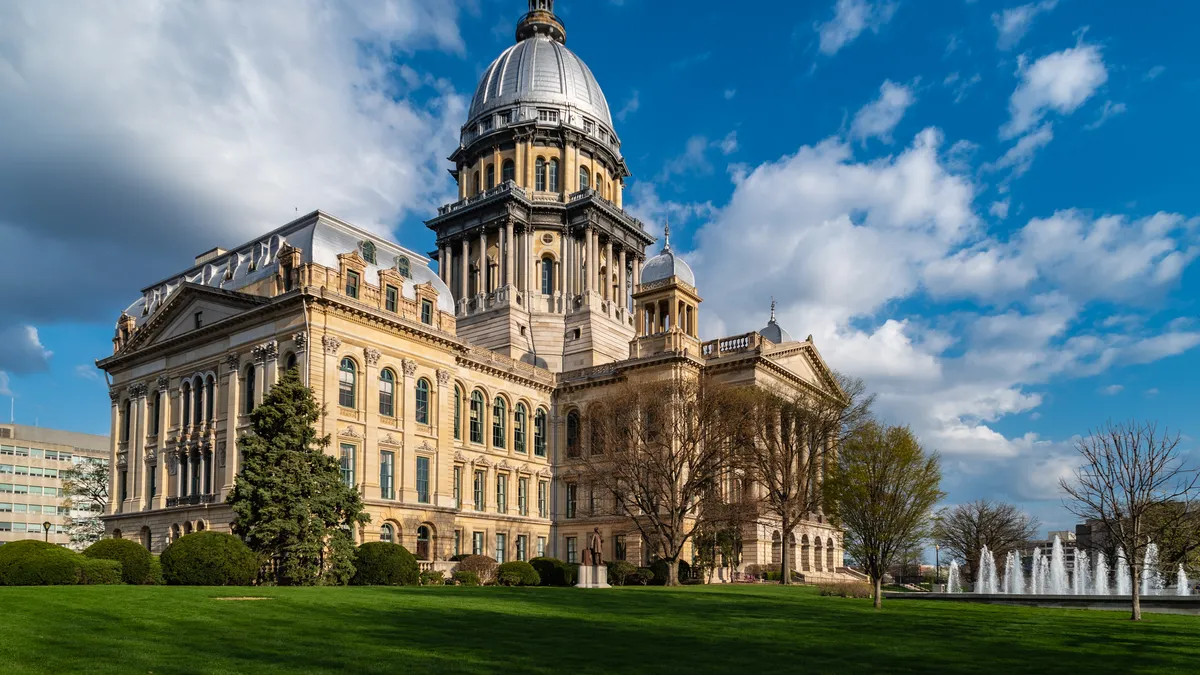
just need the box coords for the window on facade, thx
[537,536,546,558]
[518,477,528,516]
[538,109,558,123]
[566,411,581,458]
[516,534,528,562]
[492,397,506,448]
[579,166,590,190]
[496,533,507,563]
[193,377,203,423]
[473,470,484,511]
[380,523,394,543]
[486,164,495,190]
[205,376,215,421]
[499,110,512,125]
[361,240,377,264]
[496,474,508,514]
[514,404,527,453]
[584,119,595,134]
[379,369,395,417]
[469,391,484,444]
[285,352,297,372]
[535,158,546,191]
[385,285,398,312]
[540,255,554,295]
[119,469,128,503]
[417,525,431,560]
[148,465,157,499]
[380,451,395,500]
[538,480,547,518]
[415,378,431,425]
[339,444,355,488]
[565,482,577,518]
[397,256,411,278]
[473,171,480,195]
[548,158,559,192]
[416,456,430,504]
[421,299,433,325]
[566,536,577,564]
[181,382,191,427]
[596,172,603,196]
[345,270,360,299]
[148,391,160,436]
[121,400,131,442]
[453,465,462,509]
[339,358,356,409]
[472,531,484,556]
[501,159,515,183]
[534,409,547,457]
[243,365,256,415]
[453,385,463,440]
[615,535,627,561]
[453,530,462,557]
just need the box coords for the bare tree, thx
[1060,420,1199,620]
[933,500,1040,582]
[826,422,943,608]
[580,375,740,586]
[735,372,874,584]
[60,459,109,550]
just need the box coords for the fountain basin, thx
[883,593,1200,616]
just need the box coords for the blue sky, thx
[1,0,1197,531]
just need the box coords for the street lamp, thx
[935,544,941,589]
[42,521,52,543]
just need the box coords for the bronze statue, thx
[588,528,603,566]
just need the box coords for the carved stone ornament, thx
[340,426,362,439]
[224,352,241,372]
[117,454,128,470]
[127,382,148,400]
[364,347,382,367]
[436,369,451,386]
[417,441,436,454]
[253,340,278,365]
[497,460,512,471]
[380,433,401,447]
[453,451,467,462]
[156,374,170,391]
[144,448,157,464]
[109,387,122,404]
[473,456,492,468]
[322,335,342,355]
[217,443,226,468]
[402,358,418,377]
[537,467,552,478]
[520,464,531,475]
[166,454,179,476]
[293,332,308,354]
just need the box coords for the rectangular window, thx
[538,109,558,123]
[194,311,203,329]
[421,299,433,325]
[472,531,484,556]
[385,285,399,312]
[473,470,484,511]
[416,456,430,504]
[380,451,395,500]
[538,480,547,519]
[345,270,360,299]
[589,486,596,515]
[518,478,528,516]
[119,470,128,503]
[148,467,157,500]
[495,533,507,563]
[565,482,577,519]
[453,466,462,509]
[496,474,508,514]
[454,530,461,557]
[537,536,546,558]
[340,444,356,488]
[517,534,528,562]
[615,535,627,561]
[566,536,577,564]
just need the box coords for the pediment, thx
[121,283,269,354]
[764,342,845,401]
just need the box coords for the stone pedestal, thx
[575,565,610,588]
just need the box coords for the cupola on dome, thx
[759,299,794,344]
[640,225,695,287]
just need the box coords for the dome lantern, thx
[517,0,566,44]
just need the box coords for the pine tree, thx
[228,368,369,585]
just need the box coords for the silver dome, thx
[468,35,614,133]
[640,228,695,287]
[759,300,794,344]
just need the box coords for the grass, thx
[0,584,1196,674]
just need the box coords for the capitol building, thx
[98,1,848,580]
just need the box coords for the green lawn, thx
[0,584,1195,674]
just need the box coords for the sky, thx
[1,0,1197,532]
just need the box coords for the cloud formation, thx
[992,0,1059,51]
[1003,43,1108,139]
[850,80,916,143]
[816,0,898,56]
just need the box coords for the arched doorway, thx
[801,534,811,572]
[416,525,432,561]
[814,538,824,572]
[826,538,836,571]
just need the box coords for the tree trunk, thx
[1130,567,1142,621]
[780,517,792,585]
[668,558,680,586]
[873,576,883,609]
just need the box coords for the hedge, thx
[0,540,81,586]
[160,532,258,586]
[351,542,419,586]
[84,538,152,585]
[497,561,540,586]
[419,570,445,586]
[530,557,575,586]
[78,558,124,585]
[453,570,480,586]
[606,560,636,586]
[147,557,165,585]
[455,555,498,584]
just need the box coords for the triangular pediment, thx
[763,341,846,402]
[120,283,269,354]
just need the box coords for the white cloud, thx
[1144,65,1166,81]
[815,0,898,56]
[0,325,53,374]
[990,199,1011,219]
[623,182,716,239]
[850,80,915,143]
[723,88,738,100]
[0,372,10,397]
[945,72,982,104]
[992,0,1058,51]
[1084,100,1127,131]
[1002,43,1108,139]
[616,90,640,122]
[74,364,104,383]
[718,131,739,155]
[1099,384,1123,395]
[985,124,1054,177]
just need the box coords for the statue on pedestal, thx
[588,527,603,566]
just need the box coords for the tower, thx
[630,224,703,359]
[426,1,655,372]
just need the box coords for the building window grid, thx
[454,386,463,440]
[538,480,547,518]
[469,391,484,444]
[472,531,484,556]
[345,270,360,299]
[416,456,430,504]
[518,478,528,516]
[496,474,508,514]
[339,358,356,409]
[421,299,433,325]
[534,409,547,457]
[565,482,577,519]
[473,470,485,511]
[453,466,462,509]
[495,533,507,563]
[380,451,395,500]
[385,285,398,312]
[537,536,546,558]
[339,444,356,489]
[492,397,506,448]
[415,379,431,425]
[379,370,395,417]
[516,535,528,562]
[566,536,577,564]
[514,404,527,453]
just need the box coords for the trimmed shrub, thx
[632,567,655,585]
[146,557,165,585]
[419,570,445,586]
[160,532,258,586]
[448,553,470,562]
[497,561,540,586]
[530,557,572,586]
[818,581,873,598]
[606,560,636,586]
[350,542,419,586]
[650,558,691,585]
[0,540,81,586]
[84,538,152,585]
[453,570,480,586]
[78,558,123,585]
[455,554,498,584]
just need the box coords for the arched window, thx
[243,365,256,415]
[470,391,485,444]
[473,171,480,195]
[205,375,215,421]
[541,255,554,295]
[827,537,836,571]
[380,523,394,543]
[486,164,495,190]
[535,157,546,191]
[192,377,203,423]
[181,382,191,427]
[566,411,581,458]
[514,403,527,453]
[149,390,160,436]
[416,378,431,425]
[501,159,515,184]
[534,409,547,457]
[416,525,431,560]
[379,369,395,417]
[454,385,463,440]
[596,172,603,196]
[579,166,590,190]
[397,256,411,278]
[285,352,297,372]
[548,158,559,192]
[771,531,782,565]
[121,399,132,442]
[339,357,357,409]
[492,396,507,448]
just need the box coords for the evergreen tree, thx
[228,368,369,585]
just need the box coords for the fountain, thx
[1002,550,1025,595]
[1073,550,1091,595]
[1116,549,1131,596]
[1094,553,1109,595]
[948,560,961,593]
[975,546,998,594]
[1049,536,1069,595]
[1142,543,1164,596]
[1177,565,1191,597]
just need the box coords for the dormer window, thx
[360,240,377,265]
[421,299,434,325]
[345,270,360,299]
[584,119,594,134]
[499,111,513,125]
[537,109,558,124]
[396,256,411,278]
[479,118,493,134]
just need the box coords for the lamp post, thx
[42,521,52,543]
[935,544,941,590]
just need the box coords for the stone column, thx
[478,229,487,294]
[505,219,515,289]
[107,388,120,515]
[362,347,381,499]
[604,238,613,302]
[619,248,628,313]
[291,333,309,386]
[560,228,570,301]
[401,358,418,501]
[460,238,469,301]
[221,353,241,495]
[257,340,278,394]
[128,383,148,512]
[633,255,641,292]
[152,375,170,509]
[320,334,342,439]
[584,228,593,295]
